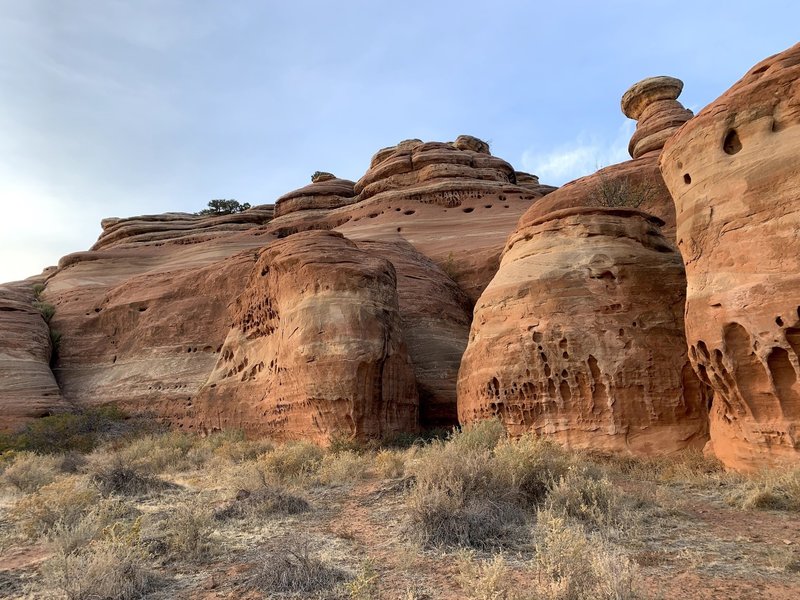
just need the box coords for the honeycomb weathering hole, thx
[683,173,692,184]
[723,129,742,155]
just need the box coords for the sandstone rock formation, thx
[659,42,800,470]
[274,174,356,218]
[193,231,418,442]
[458,207,710,455]
[0,279,65,430]
[93,205,274,251]
[524,77,693,242]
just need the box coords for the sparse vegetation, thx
[197,198,251,216]
[1,421,799,598]
[33,300,56,323]
[590,173,656,209]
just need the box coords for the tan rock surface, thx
[274,175,356,217]
[659,43,800,470]
[458,207,709,455]
[192,231,418,442]
[0,279,65,430]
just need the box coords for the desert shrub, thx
[0,406,129,454]
[405,442,524,548]
[41,539,158,600]
[33,300,56,323]
[493,435,572,506]
[32,282,46,298]
[545,470,627,532]
[456,552,518,600]
[86,453,162,497]
[532,508,638,600]
[258,441,324,483]
[197,199,251,216]
[244,541,347,594]
[212,437,274,464]
[140,501,215,562]
[1,451,62,492]
[11,476,98,538]
[46,498,138,556]
[345,560,379,600]
[328,433,369,454]
[317,450,370,485]
[379,427,450,449]
[214,485,310,520]
[449,418,507,452]
[374,448,406,479]
[589,174,655,209]
[730,468,800,511]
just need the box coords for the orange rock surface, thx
[458,207,710,454]
[659,43,800,470]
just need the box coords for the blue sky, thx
[1,1,798,283]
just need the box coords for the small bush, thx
[449,419,507,452]
[259,441,324,483]
[456,552,517,600]
[731,468,800,512]
[244,541,347,594]
[374,448,406,479]
[46,498,137,556]
[317,450,370,485]
[86,453,162,497]
[345,560,380,600]
[0,406,129,454]
[1,451,62,492]
[493,435,572,506]
[41,540,158,600]
[33,300,56,323]
[214,485,310,520]
[589,174,655,209]
[141,501,215,562]
[32,282,46,298]
[532,508,638,600]
[11,476,98,538]
[405,443,524,548]
[545,470,627,532]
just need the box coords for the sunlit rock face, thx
[458,206,710,455]
[660,42,800,471]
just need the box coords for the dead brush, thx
[729,467,800,511]
[1,451,62,493]
[213,485,311,520]
[11,476,98,538]
[243,540,347,594]
[85,452,163,497]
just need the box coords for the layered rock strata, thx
[659,43,800,470]
[458,207,709,455]
[0,279,65,430]
[274,174,356,217]
[194,231,419,442]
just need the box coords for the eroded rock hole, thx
[462,207,474,213]
[683,173,691,184]
[403,210,415,215]
[723,129,742,155]
[776,316,784,326]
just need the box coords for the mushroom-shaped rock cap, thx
[621,76,684,120]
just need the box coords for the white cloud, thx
[520,120,635,186]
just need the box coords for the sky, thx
[1,0,798,283]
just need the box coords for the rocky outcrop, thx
[92,205,274,251]
[356,240,472,428]
[659,43,800,470]
[458,207,709,455]
[274,175,356,218]
[621,76,693,159]
[193,231,418,442]
[523,77,693,242]
[0,279,65,430]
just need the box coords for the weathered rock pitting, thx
[659,42,800,470]
[458,207,710,454]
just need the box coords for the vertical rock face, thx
[458,207,709,455]
[193,231,419,442]
[355,240,472,428]
[0,280,65,430]
[659,43,800,470]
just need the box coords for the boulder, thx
[659,42,800,470]
[458,207,710,455]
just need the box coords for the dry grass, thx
[456,552,518,600]
[140,499,215,563]
[317,450,371,485]
[214,485,311,520]
[729,467,800,511]
[1,451,62,492]
[243,540,348,594]
[11,476,98,538]
[374,448,407,479]
[257,440,324,483]
[41,539,158,600]
[85,452,163,497]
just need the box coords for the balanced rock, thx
[622,76,693,159]
[193,231,418,442]
[0,279,65,430]
[458,207,710,455]
[659,42,800,470]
